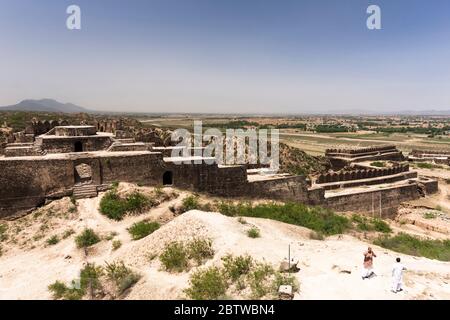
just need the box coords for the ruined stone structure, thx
[408,149,450,165]
[93,119,124,134]
[4,126,114,157]
[0,127,439,219]
[24,118,70,136]
[315,145,437,217]
[315,164,416,189]
[325,145,404,169]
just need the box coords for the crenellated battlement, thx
[325,145,397,157]
[316,164,410,184]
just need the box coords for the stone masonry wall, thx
[316,164,410,184]
[38,136,112,153]
[0,158,74,218]
[0,152,166,218]
[325,145,397,157]
[326,183,420,218]
[100,153,165,186]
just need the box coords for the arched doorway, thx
[74,141,83,152]
[163,171,173,186]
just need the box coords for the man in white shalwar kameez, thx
[391,257,406,293]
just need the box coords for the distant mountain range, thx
[0,98,449,116]
[0,99,91,113]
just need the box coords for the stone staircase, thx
[73,184,98,199]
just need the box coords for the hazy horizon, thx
[1,0,450,113]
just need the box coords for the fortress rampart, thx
[408,149,450,165]
[325,145,404,169]
[0,127,439,219]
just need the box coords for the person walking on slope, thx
[361,247,377,279]
[391,257,407,293]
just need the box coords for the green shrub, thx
[351,214,371,230]
[0,224,8,242]
[111,181,119,188]
[184,267,227,300]
[372,219,392,233]
[247,227,260,238]
[370,161,386,167]
[181,195,200,212]
[104,260,141,295]
[46,235,60,245]
[100,190,152,220]
[75,228,101,249]
[357,221,372,231]
[99,190,128,220]
[48,280,85,300]
[48,281,68,299]
[112,240,122,251]
[159,242,189,272]
[128,220,160,240]
[49,261,139,299]
[184,254,300,300]
[63,286,85,300]
[187,238,214,265]
[423,212,437,219]
[416,162,435,169]
[217,201,249,217]
[218,202,350,235]
[248,263,274,298]
[126,191,152,213]
[222,254,253,282]
[352,214,391,233]
[48,281,86,300]
[374,233,450,261]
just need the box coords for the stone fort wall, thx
[0,151,437,219]
[0,158,74,218]
[0,153,167,218]
[0,153,317,218]
[325,145,397,157]
[410,149,450,157]
[316,164,410,184]
[326,183,420,218]
[36,136,113,154]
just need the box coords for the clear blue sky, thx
[1,0,450,113]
